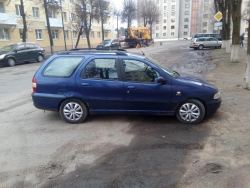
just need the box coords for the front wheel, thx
[60,99,88,123]
[37,55,44,62]
[7,58,16,67]
[176,99,205,124]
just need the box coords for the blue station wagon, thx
[31,49,221,124]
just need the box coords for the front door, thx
[14,44,27,62]
[121,58,172,112]
[76,57,124,111]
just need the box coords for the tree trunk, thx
[20,0,27,42]
[231,0,242,62]
[86,29,91,49]
[226,40,231,53]
[44,0,54,54]
[116,16,119,38]
[75,26,83,48]
[243,19,250,89]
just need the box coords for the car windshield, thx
[101,40,112,45]
[0,44,17,52]
[145,57,179,78]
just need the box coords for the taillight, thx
[32,77,37,92]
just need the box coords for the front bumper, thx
[206,97,222,115]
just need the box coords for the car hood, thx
[177,72,217,89]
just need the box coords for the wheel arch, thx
[57,97,90,112]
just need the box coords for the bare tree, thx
[214,0,231,53]
[96,0,110,41]
[231,0,242,62]
[20,0,27,42]
[75,0,99,48]
[121,0,137,29]
[242,1,250,89]
[113,8,121,38]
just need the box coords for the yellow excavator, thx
[124,27,153,48]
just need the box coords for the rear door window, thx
[43,57,84,77]
[82,58,118,80]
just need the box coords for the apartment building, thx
[0,0,114,52]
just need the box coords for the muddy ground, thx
[1,41,250,188]
[40,43,250,187]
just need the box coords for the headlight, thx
[213,92,220,99]
[0,54,5,60]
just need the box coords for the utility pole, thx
[60,0,67,50]
[44,0,54,54]
[20,0,27,42]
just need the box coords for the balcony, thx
[45,18,63,28]
[46,0,61,9]
[103,24,112,31]
[0,13,17,27]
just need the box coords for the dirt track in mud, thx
[1,41,250,188]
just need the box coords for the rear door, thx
[76,56,124,111]
[26,43,37,60]
[120,58,172,112]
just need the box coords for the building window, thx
[156,26,159,30]
[171,32,174,36]
[185,4,190,8]
[203,30,207,33]
[171,25,175,29]
[91,31,94,38]
[164,19,167,23]
[164,0,167,2]
[104,32,108,38]
[15,5,21,16]
[172,5,175,9]
[82,32,86,38]
[69,0,74,3]
[171,18,175,23]
[185,0,189,2]
[0,2,4,13]
[97,32,101,38]
[73,31,77,39]
[164,6,167,10]
[203,22,207,27]
[245,28,248,32]
[71,13,76,22]
[19,29,27,40]
[156,0,159,4]
[184,25,188,29]
[51,30,58,39]
[0,29,9,40]
[163,33,166,36]
[156,33,159,37]
[204,0,209,2]
[49,10,56,18]
[156,20,159,24]
[171,12,175,16]
[172,0,176,1]
[204,5,208,10]
[63,12,67,22]
[184,18,188,22]
[163,26,166,30]
[32,7,39,18]
[36,29,42,40]
[203,14,208,18]
[184,32,188,35]
[185,11,189,15]
[164,13,167,17]
[64,31,68,39]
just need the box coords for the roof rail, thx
[70,48,127,52]
[57,49,128,56]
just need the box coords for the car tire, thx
[176,99,205,124]
[37,55,44,62]
[198,45,204,50]
[60,99,88,124]
[7,58,16,67]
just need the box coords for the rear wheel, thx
[60,99,88,123]
[176,99,205,124]
[7,58,16,67]
[198,45,204,50]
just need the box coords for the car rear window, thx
[43,57,84,77]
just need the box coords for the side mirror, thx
[156,77,167,85]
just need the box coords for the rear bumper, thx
[206,98,222,116]
[32,92,66,111]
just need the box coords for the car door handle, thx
[81,83,90,86]
[127,86,135,89]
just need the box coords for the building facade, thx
[0,0,114,52]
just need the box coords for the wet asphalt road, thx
[0,41,226,188]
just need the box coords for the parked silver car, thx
[189,37,222,50]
